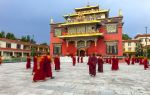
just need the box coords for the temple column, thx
[84,40,87,47]
[94,38,97,46]
[66,41,68,47]
[75,41,77,47]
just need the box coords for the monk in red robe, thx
[0,56,2,65]
[105,57,109,64]
[139,57,143,65]
[81,56,83,63]
[97,55,104,73]
[32,56,38,75]
[72,55,76,66]
[26,55,31,69]
[108,56,112,64]
[125,56,130,65]
[33,56,46,82]
[143,57,149,70]
[44,54,54,79]
[77,56,80,63]
[87,55,91,65]
[89,53,97,77]
[54,55,60,71]
[111,56,119,71]
[131,56,135,65]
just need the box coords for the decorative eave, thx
[64,10,109,17]
[61,20,100,26]
[57,32,103,38]
[75,5,99,11]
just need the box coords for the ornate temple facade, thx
[50,5,123,56]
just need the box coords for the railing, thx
[2,57,32,63]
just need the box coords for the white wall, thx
[0,41,6,48]
[11,43,17,49]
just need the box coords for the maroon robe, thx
[111,58,119,70]
[0,57,2,65]
[105,58,109,64]
[54,57,60,70]
[72,56,76,66]
[125,57,130,65]
[97,57,104,73]
[139,58,143,65]
[33,58,46,82]
[81,57,83,63]
[131,57,135,65]
[33,56,38,73]
[77,56,80,63]
[108,58,112,64]
[26,56,31,69]
[143,59,149,70]
[45,56,53,78]
[89,56,97,76]
[87,56,91,65]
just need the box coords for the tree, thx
[0,30,5,38]
[135,43,143,57]
[26,35,30,42]
[122,34,132,40]
[41,43,48,45]
[6,32,16,40]
[147,48,150,59]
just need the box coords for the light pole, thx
[145,27,148,57]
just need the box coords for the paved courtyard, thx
[0,58,150,95]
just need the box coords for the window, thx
[54,28,62,36]
[128,42,131,46]
[6,43,11,48]
[106,24,117,33]
[17,44,21,49]
[128,47,131,51]
[53,44,62,55]
[106,42,118,54]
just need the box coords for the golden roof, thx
[57,32,103,38]
[61,20,100,26]
[64,10,109,17]
[75,5,99,11]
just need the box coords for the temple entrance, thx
[77,48,86,56]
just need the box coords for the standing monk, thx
[26,55,31,69]
[32,55,38,75]
[131,56,135,65]
[143,57,149,70]
[0,56,2,65]
[81,56,83,63]
[111,56,119,71]
[45,54,54,79]
[97,55,104,73]
[125,56,130,65]
[77,56,80,63]
[54,55,60,71]
[108,56,112,64]
[89,53,97,77]
[139,57,143,65]
[33,56,46,82]
[72,55,76,66]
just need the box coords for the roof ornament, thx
[87,0,90,7]
[50,18,54,24]
[118,9,123,17]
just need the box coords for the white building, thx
[134,34,150,46]
[0,38,50,59]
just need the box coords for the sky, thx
[0,0,150,44]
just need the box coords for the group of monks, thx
[26,54,60,82]
[125,56,149,70]
[71,55,83,66]
[87,54,119,77]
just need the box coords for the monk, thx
[33,56,46,82]
[97,55,104,73]
[111,56,119,71]
[125,56,130,65]
[44,54,54,79]
[77,56,80,63]
[89,53,97,77]
[143,57,149,70]
[87,55,91,65]
[81,56,83,63]
[54,55,60,71]
[139,57,143,65]
[72,55,76,66]
[26,55,31,69]
[108,56,112,64]
[0,56,2,65]
[131,56,135,65]
[32,55,38,75]
[105,57,109,64]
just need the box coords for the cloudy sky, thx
[0,0,150,44]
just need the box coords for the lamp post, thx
[145,27,148,58]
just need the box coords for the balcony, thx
[57,31,103,38]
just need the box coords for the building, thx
[50,5,123,56]
[123,40,140,56]
[0,38,50,59]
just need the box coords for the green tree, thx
[0,30,5,38]
[6,32,16,40]
[122,33,132,40]
[135,43,143,57]
[147,48,150,59]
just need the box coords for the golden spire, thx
[118,9,123,17]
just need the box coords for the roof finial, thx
[118,9,123,17]
[50,18,54,24]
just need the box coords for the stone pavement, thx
[0,61,150,95]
